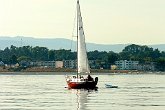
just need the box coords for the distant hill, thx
[0,36,164,52]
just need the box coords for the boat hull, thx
[66,76,98,89]
[67,81,97,89]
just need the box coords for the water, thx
[0,73,165,110]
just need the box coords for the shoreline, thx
[0,67,164,75]
[0,72,164,75]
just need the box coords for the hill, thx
[0,36,164,52]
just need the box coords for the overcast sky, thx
[0,0,165,44]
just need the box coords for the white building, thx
[115,60,139,70]
[111,65,118,70]
[55,61,63,68]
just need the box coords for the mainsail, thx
[77,0,90,73]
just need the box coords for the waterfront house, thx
[55,61,63,68]
[115,60,139,70]
[31,61,55,68]
[63,60,76,69]
[136,62,155,71]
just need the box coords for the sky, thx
[0,0,165,45]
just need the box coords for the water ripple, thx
[0,74,165,110]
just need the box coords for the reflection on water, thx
[71,89,97,110]
[76,89,88,110]
[0,73,165,110]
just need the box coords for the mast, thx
[76,0,79,78]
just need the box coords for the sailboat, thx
[66,0,98,89]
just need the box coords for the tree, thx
[10,55,18,64]
[108,51,119,64]
[48,50,55,60]
[32,46,49,61]
[120,44,162,63]
[54,49,74,60]
[156,57,165,71]
[17,56,31,62]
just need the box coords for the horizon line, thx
[0,35,164,45]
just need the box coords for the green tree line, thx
[0,44,165,71]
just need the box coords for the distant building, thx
[136,62,155,71]
[53,59,112,69]
[0,61,4,66]
[63,60,76,69]
[115,60,139,70]
[32,61,55,68]
[62,60,101,69]
[111,65,117,70]
[55,61,63,68]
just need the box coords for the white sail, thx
[77,1,90,74]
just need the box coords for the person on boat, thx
[87,75,93,81]
[80,75,84,79]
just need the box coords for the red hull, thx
[66,76,98,89]
[67,81,97,89]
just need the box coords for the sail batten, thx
[77,1,90,74]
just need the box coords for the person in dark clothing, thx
[87,75,93,81]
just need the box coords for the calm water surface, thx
[0,73,165,110]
